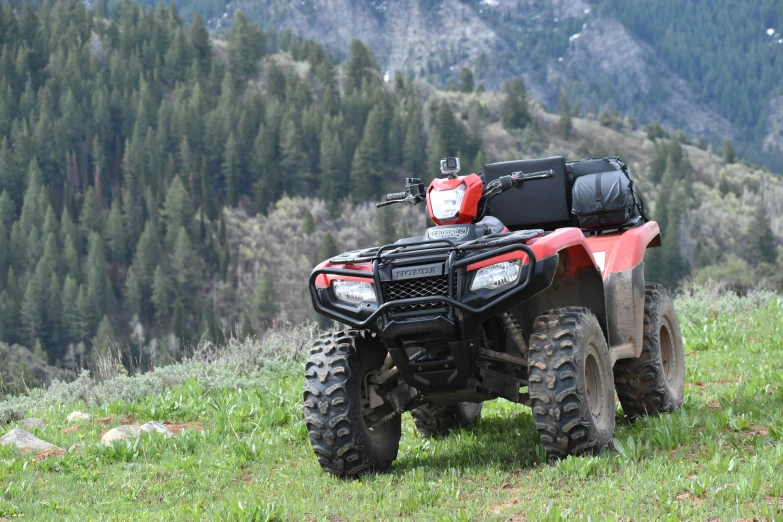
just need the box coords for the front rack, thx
[309,232,543,329]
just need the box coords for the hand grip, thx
[386,192,407,201]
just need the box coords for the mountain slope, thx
[150,0,783,171]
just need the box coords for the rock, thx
[100,421,175,446]
[0,428,62,453]
[68,443,86,453]
[140,421,174,438]
[67,411,92,423]
[19,418,45,430]
[101,425,141,446]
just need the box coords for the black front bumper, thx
[309,238,559,391]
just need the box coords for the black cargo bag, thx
[570,158,640,231]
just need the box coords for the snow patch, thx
[383,71,390,83]
[584,8,591,15]
[569,33,581,42]
[480,0,499,6]
[767,28,776,36]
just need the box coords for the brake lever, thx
[376,195,425,208]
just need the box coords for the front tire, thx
[614,283,685,419]
[411,402,483,438]
[304,330,401,478]
[528,307,616,458]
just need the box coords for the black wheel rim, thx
[660,319,676,384]
[585,351,602,418]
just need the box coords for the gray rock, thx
[19,418,45,430]
[67,411,92,423]
[101,425,141,446]
[0,428,62,453]
[68,443,86,453]
[140,421,174,438]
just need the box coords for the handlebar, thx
[510,169,555,185]
[376,178,426,208]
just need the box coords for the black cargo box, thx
[483,156,571,231]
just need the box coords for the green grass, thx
[1,290,783,521]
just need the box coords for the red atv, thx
[305,156,685,478]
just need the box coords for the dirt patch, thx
[715,379,741,385]
[95,416,113,424]
[34,448,66,461]
[236,474,253,484]
[164,421,203,435]
[690,381,705,388]
[706,401,721,409]
[62,425,82,434]
[743,427,769,437]
[119,417,135,425]
[675,491,704,504]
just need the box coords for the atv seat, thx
[483,156,573,232]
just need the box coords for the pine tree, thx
[278,115,308,192]
[376,206,397,246]
[227,11,263,82]
[459,68,474,93]
[722,140,736,164]
[93,315,117,359]
[253,268,278,323]
[301,209,315,235]
[0,190,15,229]
[317,232,340,262]
[60,275,81,345]
[0,289,17,345]
[345,40,378,94]
[125,219,160,320]
[79,187,103,245]
[718,175,730,197]
[21,262,47,348]
[162,176,194,247]
[222,132,240,207]
[501,79,531,131]
[750,203,778,265]
[85,232,111,335]
[106,198,127,264]
[351,106,388,201]
[189,13,211,67]
[0,139,22,206]
[195,160,214,222]
[152,264,170,323]
[319,124,345,211]
[403,107,426,174]
[558,90,573,140]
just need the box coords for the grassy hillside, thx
[1,287,782,520]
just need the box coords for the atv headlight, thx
[332,280,377,305]
[430,183,466,220]
[470,260,522,291]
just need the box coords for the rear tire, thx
[614,283,685,419]
[411,402,483,438]
[528,307,616,458]
[304,330,401,478]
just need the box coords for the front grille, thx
[381,275,450,313]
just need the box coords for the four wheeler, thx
[304,155,685,478]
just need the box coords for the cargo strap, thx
[594,172,603,212]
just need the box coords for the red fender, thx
[466,227,601,273]
[585,221,661,279]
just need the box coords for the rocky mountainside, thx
[202,0,742,158]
